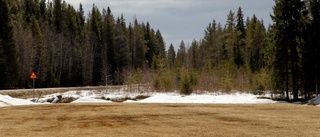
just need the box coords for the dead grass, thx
[0,103,320,137]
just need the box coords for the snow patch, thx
[0,94,35,107]
[126,92,276,104]
[308,96,320,105]
[0,90,279,107]
[72,96,110,103]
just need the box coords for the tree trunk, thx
[286,43,289,101]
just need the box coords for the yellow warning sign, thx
[30,72,37,79]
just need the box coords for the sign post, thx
[30,71,37,101]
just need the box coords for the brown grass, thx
[0,103,320,137]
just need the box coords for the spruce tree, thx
[272,0,305,101]
[234,7,245,68]
[53,0,62,32]
[102,7,116,85]
[167,44,176,69]
[114,16,128,84]
[40,0,47,20]
[246,16,267,72]
[0,0,20,88]
[189,40,200,70]
[309,0,320,96]
[90,5,103,85]
[156,30,166,59]
[301,0,320,97]
[177,40,187,68]
[144,22,157,68]
[133,19,147,69]
[224,10,236,62]
[204,20,219,67]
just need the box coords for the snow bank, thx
[72,96,110,103]
[1,90,276,107]
[0,94,35,107]
[126,92,275,104]
[308,96,320,105]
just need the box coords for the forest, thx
[0,0,319,101]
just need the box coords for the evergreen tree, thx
[167,44,175,69]
[133,19,147,69]
[234,7,245,67]
[272,0,305,101]
[188,40,200,70]
[156,30,166,59]
[114,16,128,84]
[177,40,187,68]
[90,5,103,85]
[224,10,236,61]
[246,16,267,72]
[144,22,157,68]
[0,0,20,88]
[309,0,320,96]
[40,0,47,20]
[24,0,33,24]
[301,0,320,98]
[203,19,219,67]
[53,0,62,32]
[102,7,116,85]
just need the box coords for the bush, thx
[252,68,272,91]
[160,70,174,92]
[153,77,160,90]
[180,73,193,95]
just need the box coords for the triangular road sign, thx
[30,71,37,79]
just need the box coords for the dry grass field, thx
[1,103,320,137]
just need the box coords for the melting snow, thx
[308,96,320,106]
[0,90,281,108]
[0,94,35,107]
[126,92,275,104]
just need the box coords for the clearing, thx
[0,103,319,137]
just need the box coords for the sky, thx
[63,0,275,50]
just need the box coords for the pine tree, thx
[0,0,20,88]
[189,40,200,70]
[156,30,166,59]
[224,10,236,61]
[114,16,128,84]
[301,0,320,98]
[90,5,103,85]
[234,7,245,68]
[144,22,157,68]
[246,16,267,72]
[40,0,47,20]
[133,19,147,69]
[272,0,305,101]
[167,44,176,69]
[176,40,187,68]
[309,0,320,96]
[53,0,62,32]
[204,19,220,67]
[101,7,116,85]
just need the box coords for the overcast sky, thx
[63,0,274,50]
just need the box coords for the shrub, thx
[160,70,174,92]
[180,73,193,95]
[153,77,160,90]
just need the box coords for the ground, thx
[1,103,319,137]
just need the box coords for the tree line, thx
[1,0,166,88]
[0,0,319,101]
